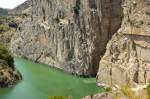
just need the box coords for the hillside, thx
[8,0,32,15]
[0,8,8,16]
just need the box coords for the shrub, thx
[0,43,14,68]
[21,13,28,18]
[0,24,9,32]
[105,87,112,92]
[120,85,149,99]
[8,20,18,29]
[146,84,150,99]
[121,85,135,98]
[0,16,7,20]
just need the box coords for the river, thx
[0,58,104,99]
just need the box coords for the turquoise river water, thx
[0,58,104,99]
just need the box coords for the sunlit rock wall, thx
[11,0,123,76]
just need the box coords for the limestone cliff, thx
[11,0,123,76]
[97,0,150,87]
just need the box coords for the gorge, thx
[0,0,150,99]
[11,0,123,76]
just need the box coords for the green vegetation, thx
[120,85,149,99]
[146,84,150,99]
[21,13,28,18]
[0,15,19,32]
[132,42,136,50]
[121,85,135,98]
[0,15,19,69]
[0,43,14,67]
[105,87,112,92]
[0,16,7,20]
[10,13,28,18]
[0,16,10,33]
[0,24,9,33]
[8,19,18,29]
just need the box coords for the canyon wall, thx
[11,0,123,76]
[97,0,150,87]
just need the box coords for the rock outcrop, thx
[97,0,150,87]
[0,46,21,88]
[11,0,123,76]
[0,16,22,87]
[0,59,21,88]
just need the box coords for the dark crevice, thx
[96,0,123,75]
[42,7,46,21]
[73,0,81,16]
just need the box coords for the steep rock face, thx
[11,0,123,76]
[97,0,150,87]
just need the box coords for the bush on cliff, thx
[0,43,14,68]
[0,24,9,33]
[146,84,150,99]
[8,20,18,29]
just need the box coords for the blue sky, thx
[0,0,27,9]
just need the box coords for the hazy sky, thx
[0,0,27,9]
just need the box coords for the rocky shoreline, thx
[0,59,22,88]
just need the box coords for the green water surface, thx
[0,58,104,99]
